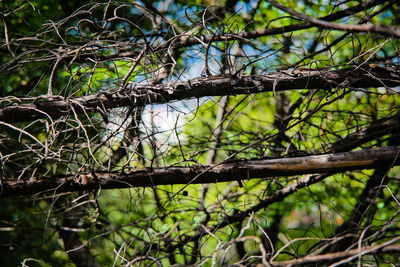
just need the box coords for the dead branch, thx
[1,146,399,196]
[1,66,399,123]
[266,0,400,38]
[271,243,400,266]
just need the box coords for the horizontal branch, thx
[267,0,400,38]
[10,0,381,65]
[153,0,386,51]
[271,243,400,266]
[1,146,399,197]
[1,66,399,123]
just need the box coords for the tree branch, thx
[267,0,400,38]
[9,0,380,66]
[271,243,400,266]
[323,129,400,253]
[328,113,400,153]
[1,66,399,123]
[1,146,399,196]
[115,0,388,58]
[56,199,101,267]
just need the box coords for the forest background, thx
[1,0,400,266]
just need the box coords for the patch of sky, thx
[107,0,283,143]
[241,44,278,72]
[140,98,210,146]
[182,48,205,79]
[234,0,259,14]
[234,1,247,14]
[383,10,393,19]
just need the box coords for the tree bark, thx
[1,66,399,123]
[1,146,399,196]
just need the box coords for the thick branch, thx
[193,116,400,239]
[324,131,400,253]
[271,243,400,266]
[328,113,400,153]
[1,146,399,197]
[1,66,399,123]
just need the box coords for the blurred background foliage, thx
[1,0,400,266]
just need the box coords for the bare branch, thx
[271,243,400,266]
[1,66,399,123]
[266,0,400,38]
[1,146,399,196]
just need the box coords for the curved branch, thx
[267,0,400,38]
[125,0,389,56]
[1,1,386,72]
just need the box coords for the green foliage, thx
[1,0,400,266]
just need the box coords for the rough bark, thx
[323,131,400,253]
[1,66,399,123]
[1,146,399,197]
